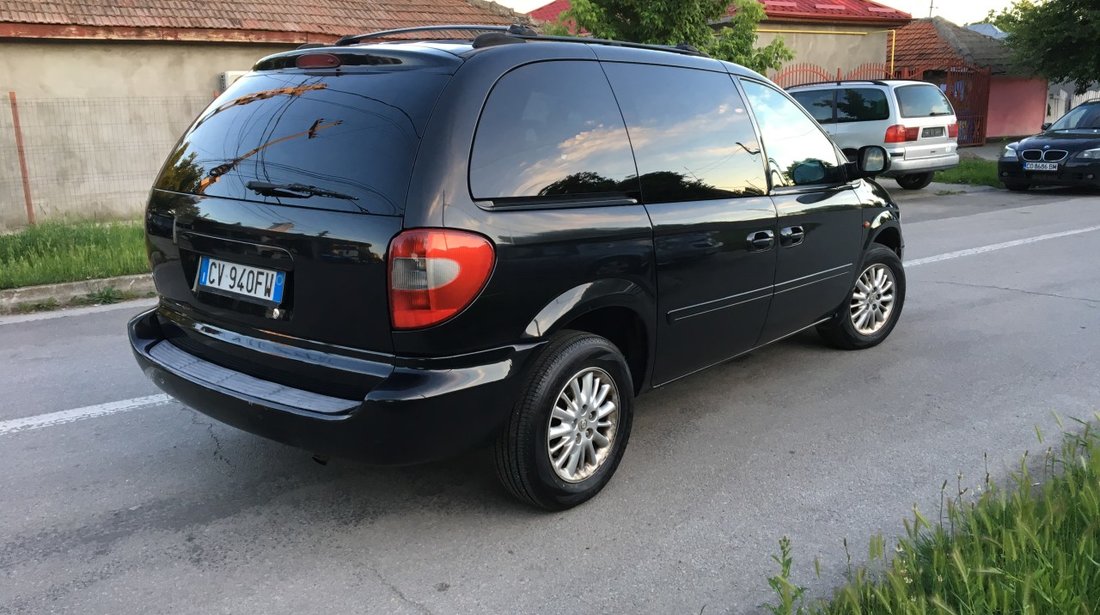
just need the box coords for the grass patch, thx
[766,418,1100,614]
[0,221,148,290]
[8,288,153,314]
[935,159,1001,188]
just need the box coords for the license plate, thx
[1023,162,1059,172]
[922,127,945,138]
[197,257,285,304]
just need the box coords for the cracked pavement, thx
[1,186,1098,614]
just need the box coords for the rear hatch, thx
[146,46,459,380]
[893,83,958,159]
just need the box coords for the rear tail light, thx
[388,229,495,329]
[884,125,919,143]
[947,123,959,138]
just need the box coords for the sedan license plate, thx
[1023,162,1059,172]
[197,257,285,304]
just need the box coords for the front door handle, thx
[747,230,775,251]
[780,225,805,247]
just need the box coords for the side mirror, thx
[791,160,827,185]
[849,145,890,179]
[1041,122,1052,131]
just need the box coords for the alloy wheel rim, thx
[850,263,896,335]
[546,367,619,483]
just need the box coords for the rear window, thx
[837,88,889,122]
[895,84,955,119]
[791,90,835,123]
[154,67,451,214]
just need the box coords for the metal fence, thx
[769,62,892,89]
[1,94,211,231]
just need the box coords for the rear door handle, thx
[780,225,805,247]
[747,230,775,251]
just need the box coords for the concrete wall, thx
[987,77,1048,139]
[0,39,294,230]
[756,24,891,75]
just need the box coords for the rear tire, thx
[493,330,634,510]
[818,245,906,350]
[895,172,935,190]
[1004,180,1030,192]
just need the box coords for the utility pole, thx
[928,0,935,17]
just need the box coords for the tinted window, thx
[740,80,845,188]
[895,84,955,118]
[1050,103,1100,130]
[791,90,835,123]
[155,68,450,214]
[470,61,637,201]
[603,63,766,203]
[837,88,889,122]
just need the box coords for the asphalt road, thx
[2,184,1099,614]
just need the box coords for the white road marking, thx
[905,224,1100,268]
[0,394,173,436]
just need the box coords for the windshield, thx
[1049,104,1100,131]
[154,67,451,214]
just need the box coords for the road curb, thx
[0,274,153,314]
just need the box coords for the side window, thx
[791,89,836,123]
[470,61,637,201]
[602,63,767,203]
[837,88,890,123]
[740,80,845,189]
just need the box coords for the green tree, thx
[993,0,1100,94]
[548,0,793,74]
[980,2,1033,32]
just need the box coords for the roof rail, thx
[472,32,706,57]
[334,24,535,46]
[789,79,892,88]
[333,23,708,58]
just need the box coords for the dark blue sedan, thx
[999,100,1100,191]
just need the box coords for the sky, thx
[868,0,1015,24]
[497,0,1018,26]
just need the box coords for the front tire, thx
[493,331,634,510]
[895,172,935,190]
[818,245,906,350]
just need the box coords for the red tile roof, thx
[893,18,965,70]
[529,0,911,26]
[894,17,1020,74]
[0,0,523,44]
[529,0,569,23]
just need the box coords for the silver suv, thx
[788,80,959,190]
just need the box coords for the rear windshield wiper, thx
[246,181,358,201]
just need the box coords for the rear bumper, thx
[884,153,959,176]
[998,159,1100,187]
[129,308,540,464]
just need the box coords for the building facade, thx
[528,0,913,85]
[0,0,522,229]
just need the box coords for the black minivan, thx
[129,26,905,509]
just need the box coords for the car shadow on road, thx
[162,329,838,521]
